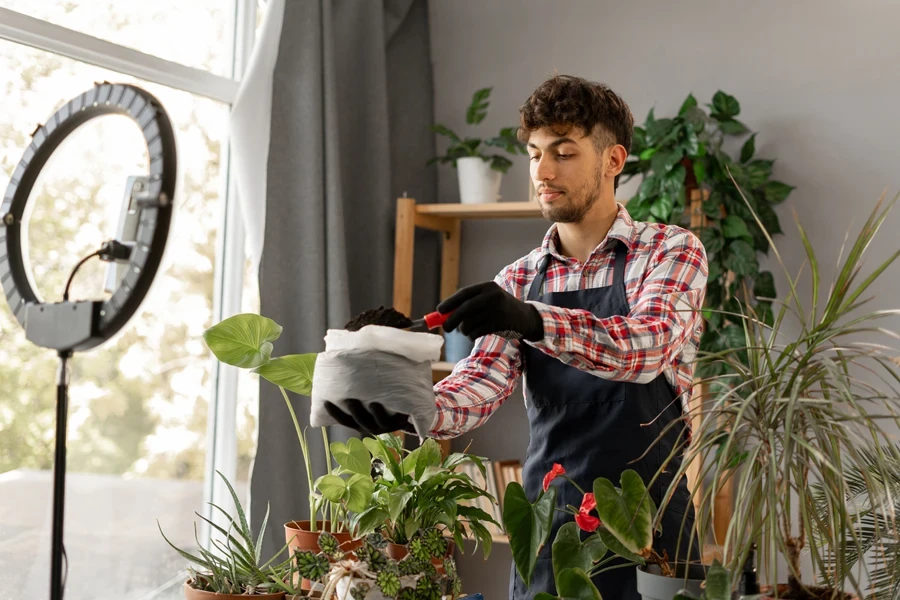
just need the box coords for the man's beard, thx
[540,167,604,224]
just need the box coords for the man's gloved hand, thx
[439,281,544,342]
[324,400,417,437]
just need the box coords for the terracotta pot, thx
[385,541,456,574]
[284,520,360,555]
[182,581,285,599]
[760,584,858,600]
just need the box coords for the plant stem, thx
[279,386,316,532]
[561,475,586,495]
[320,426,337,532]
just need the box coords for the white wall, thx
[428,0,900,595]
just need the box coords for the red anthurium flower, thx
[542,463,566,492]
[575,492,601,532]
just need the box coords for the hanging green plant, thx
[621,91,795,379]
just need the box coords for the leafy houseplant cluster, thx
[654,192,900,599]
[428,87,527,174]
[621,91,795,380]
[291,529,462,600]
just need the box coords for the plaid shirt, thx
[430,202,708,439]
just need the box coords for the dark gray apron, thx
[509,241,697,600]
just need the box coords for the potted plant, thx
[158,470,297,599]
[289,529,462,600]
[653,190,900,599]
[349,435,500,561]
[428,86,527,204]
[201,313,344,552]
[621,90,794,383]
[503,466,706,600]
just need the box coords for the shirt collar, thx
[539,202,637,264]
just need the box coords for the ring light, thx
[0,82,177,600]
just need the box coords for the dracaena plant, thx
[158,470,295,595]
[428,86,527,174]
[654,189,900,599]
[350,435,500,557]
[202,313,337,532]
[287,529,462,600]
[622,91,794,383]
[503,466,674,599]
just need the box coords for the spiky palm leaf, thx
[652,189,900,598]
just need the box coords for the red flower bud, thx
[542,463,566,492]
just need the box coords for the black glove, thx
[324,399,416,437]
[438,281,544,342]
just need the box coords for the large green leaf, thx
[592,470,654,555]
[331,438,371,475]
[596,528,645,564]
[740,133,756,163]
[754,271,776,299]
[651,149,682,175]
[763,180,795,204]
[315,474,347,502]
[746,159,773,188]
[718,119,749,135]
[556,568,602,600]
[678,93,698,116]
[388,488,413,522]
[415,439,443,479]
[503,483,557,588]
[203,313,282,369]
[253,353,317,396]
[723,239,758,277]
[650,195,674,221]
[711,91,740,118]
[346,474,375,513]
[699,228,724,256]
[721,215,751,240]
[552,523,592,583]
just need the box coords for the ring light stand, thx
[0,82,176,600]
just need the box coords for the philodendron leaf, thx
[596,527,645,564]
[346,474,375,513]
[721,215,751,240]
[331,438,372,475]
[593,470,654,555]
[503,483,557,588]
[415,439,443,479]
[552,523,592,583]
[388,488,414,522]
[315,474,347,502]
[252,353,317,396]
[203,313,282,369]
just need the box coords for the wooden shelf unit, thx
[391,197,543,457]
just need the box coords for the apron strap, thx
[527,254,551,302]
[613,240,628,288]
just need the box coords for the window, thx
[0,3,258,598]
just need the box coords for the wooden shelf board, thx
[415,202,542,219]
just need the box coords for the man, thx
[326,74,708,600]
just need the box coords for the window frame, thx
[0,0,257,546]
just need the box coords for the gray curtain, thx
[252,0,439,558]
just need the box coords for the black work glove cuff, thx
[523,303,545,342]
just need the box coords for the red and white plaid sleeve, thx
[527,231,707,382]
[429,263,528,439]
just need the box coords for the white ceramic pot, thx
[456,156,502,204]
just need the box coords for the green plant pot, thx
[636,563,706,600]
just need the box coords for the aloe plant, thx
[653,189,900,598]
[202,313,333,532]
[158,470,295,594]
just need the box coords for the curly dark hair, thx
[518,74,634,189]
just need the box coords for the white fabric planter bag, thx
[310,325,444,438]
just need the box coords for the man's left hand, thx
[438,281,544,341]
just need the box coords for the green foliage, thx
[504,469,665,598]
[157,470,295,594]
[656,193,900,598]
[294,549,330,582]
[351,435,500,558]
[428,87,527,174]
[622,91,794,382]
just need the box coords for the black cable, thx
[62,250,101,301]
